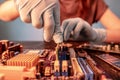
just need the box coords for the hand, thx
[61,18,106,42]
[14,0,63,43]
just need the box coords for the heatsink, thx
[7,53,39,68]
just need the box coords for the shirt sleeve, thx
[94,0,108,22]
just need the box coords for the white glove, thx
[61,18,106,42]
[14,0,63,43]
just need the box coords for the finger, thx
[31,10,43,28]
[61,20,69,34]
[30,0,56,28]
[31,8,43,28]
[53,2,63,43]
[73,20,84,40]
[73,19,91,40]
[43,8,55,42]
[62,19,76,41]
[19,8,31,23]
[18,0,31,23]
[18,0,41,23]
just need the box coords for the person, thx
[0,0,120,44]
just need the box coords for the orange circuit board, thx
[0,40,120,80]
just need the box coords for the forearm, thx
[0,0,19,21]
[100,9,120,30]
[105,30,120,43]
[100,8,120,43]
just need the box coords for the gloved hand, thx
[61,18,106,42]
[14,0,63,43]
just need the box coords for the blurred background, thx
[0,0,120,41]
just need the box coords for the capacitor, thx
[114,44,119,51]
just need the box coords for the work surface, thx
[14,41,56,49]
[15,41,84,49]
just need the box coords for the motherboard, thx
[0,40,120,80]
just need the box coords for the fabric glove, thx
[14,0,63,43]
[61,18,106,42]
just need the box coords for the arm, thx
[0,0,19,21]
[100,8,120,43]
[61,9,120,43]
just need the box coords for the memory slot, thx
[85,56,103,80]
[95,54,120,79]
[98,54,120,68]
[77,58,93,80]
[69,48,84,79]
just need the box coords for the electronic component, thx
[0,66,36,80]
[77,58,93,80]
[7,53,39,68]
[54,60,60,77]
[44,66,51,77]
[62,60,68,76]
[0,40,119,80]
[94,54,120,79]
[69,48,84,79]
